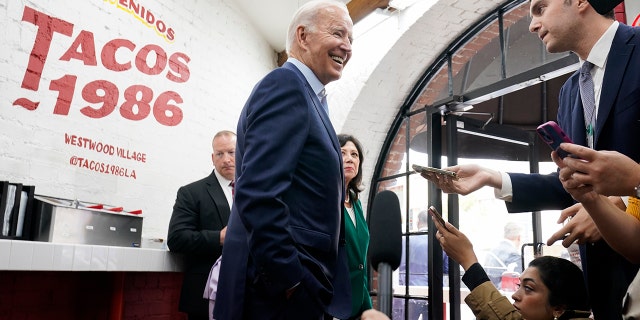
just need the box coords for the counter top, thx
[0,239,184,272]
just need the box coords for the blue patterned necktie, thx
[318,88,329,115]
[579,61,595,148]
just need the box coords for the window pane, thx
[503,2,575,77]
[452,24,503,94]
[454,158,577,285]
[379,118,409,179]
[409,62,450,112]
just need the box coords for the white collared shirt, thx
[287,57,328,113]
[214,169,233,206]
[583,20,618,119]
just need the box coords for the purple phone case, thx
[536,121,573,158]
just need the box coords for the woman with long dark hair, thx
[431,215,591,320]
[338,134,372,319]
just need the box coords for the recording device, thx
[428,206,449,232]
[368,190,402,317]
[412,164,457,179]
[536,121,573,159]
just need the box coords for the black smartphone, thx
[412,164,457,179]
[428,206,449,232]
[536,121,573,159]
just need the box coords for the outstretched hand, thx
[419,164,502,196]
[361,309,390,320]
[546,203,602,247]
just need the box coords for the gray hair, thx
[416,210,430,228]
[285,0,349,54]
[504,221,523,239]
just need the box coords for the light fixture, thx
[436,101,495,130]
[436,101,474,114]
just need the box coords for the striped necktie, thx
[579,61,595,148]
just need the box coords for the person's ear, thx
[296,26,309,49]
[576,0,589,10]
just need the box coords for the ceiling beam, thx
[347,0,390,24]
[277,0,390,66]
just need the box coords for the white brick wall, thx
[0,0,512,240]
[0,0,275,239]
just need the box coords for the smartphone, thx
[412,164,457,179]
[536,121,573,159]
[428,206,449,232]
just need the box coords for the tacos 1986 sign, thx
[12,6,191,127]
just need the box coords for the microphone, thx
[368,190,402,317]
[587,0,623,15]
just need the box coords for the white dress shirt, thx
[214,169,233,206]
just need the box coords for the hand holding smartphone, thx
[428,206,449,232]
[536,121,573,159]
[412,164,457,179]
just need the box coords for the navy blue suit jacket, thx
[508,24,640,318]
[214,62,351,320]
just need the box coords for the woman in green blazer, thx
[339,134,373,319]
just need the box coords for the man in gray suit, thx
[168,130,236,320]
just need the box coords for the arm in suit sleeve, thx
[505,172,575,213]
[234,69,310,293]
[167,185,223,256]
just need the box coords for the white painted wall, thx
[0,0,275,239]
[625,0,640,25]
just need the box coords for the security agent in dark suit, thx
[168,130,235,320]
[214,1,353,319]
[421,0,640,317]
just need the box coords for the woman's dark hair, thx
[338,134,364,202]
[528,256,590,317]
